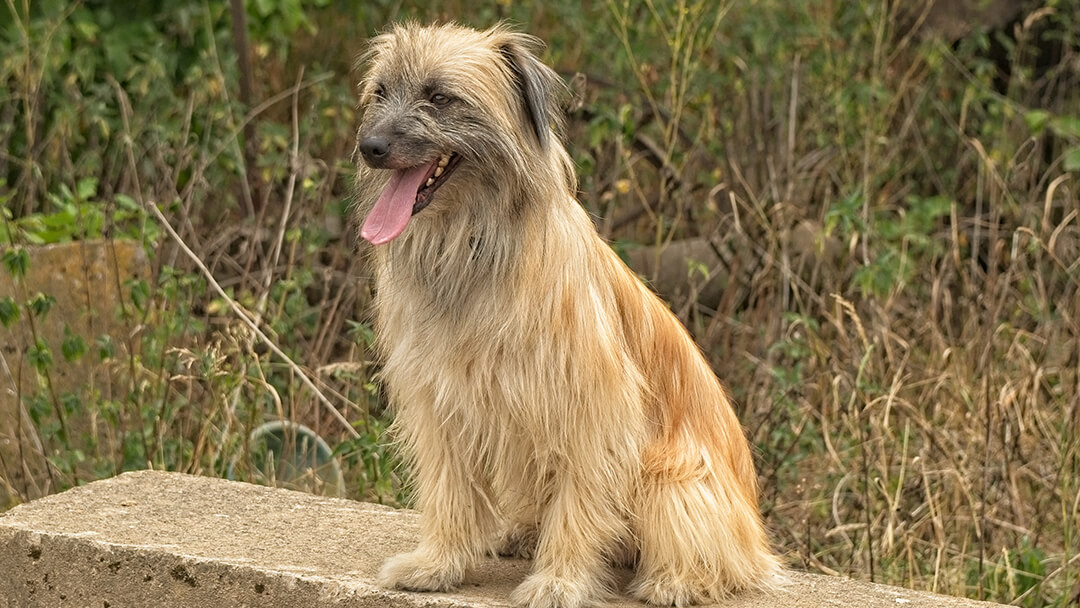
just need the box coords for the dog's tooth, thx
[425,177,434,187]
[438,155,449,167]
[434,166,444,177]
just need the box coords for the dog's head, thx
[353,22,567,245]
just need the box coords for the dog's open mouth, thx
[415,153,462,213]
[361,153,462,245]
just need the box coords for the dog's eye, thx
[430,93,451,106]
[372,85,386,100]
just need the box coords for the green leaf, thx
[2,248,29,279]
[1051,116,1080,138]
[252,0,274,17]
[129,279,150,314]
[61,392,81,415]
[115,194,139,211]
[28,293,56,318]
[0,296,18,327]
[1023,110,1051,135]
[57,184,74,204]
[28,339,53,373]
[1064,146,1080,172]
[61,325,87,362]
[74,18,100,41]
[97,335,116,361]
[76,177,98,201]
[346,320,376,347]
[26,393,50,425]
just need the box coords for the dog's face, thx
[354,23,564,245]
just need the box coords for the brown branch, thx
[229,0,261,214]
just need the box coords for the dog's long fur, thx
[354,23,782,608]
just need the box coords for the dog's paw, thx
[495,523,539,559]
[510,573,593,608]
[378,550,463,592]
[627,576,708,607]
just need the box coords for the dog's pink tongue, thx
[361,163,433,245]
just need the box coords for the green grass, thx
[2,1,1079,605]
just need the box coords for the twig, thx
[254,67,304,321]
[228,0,260,213]
[979,375,990,600]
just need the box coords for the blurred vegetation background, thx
[1,0,1079,605]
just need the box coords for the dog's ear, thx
[496,33,565,149]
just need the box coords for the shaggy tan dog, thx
[353,22,781,608]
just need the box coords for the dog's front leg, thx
[379,418,497,592]
[510,469,624,608]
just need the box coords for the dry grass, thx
[577,2,1080,604]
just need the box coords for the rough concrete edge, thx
[0,523,1005,608]
[0,525,496,608]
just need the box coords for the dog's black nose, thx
[359,136,391,163]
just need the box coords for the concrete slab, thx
[0,471,1006,607]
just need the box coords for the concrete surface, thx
[0,471,1007,608]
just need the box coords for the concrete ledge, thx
[0,471,1004,607]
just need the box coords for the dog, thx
[353,22,782,608]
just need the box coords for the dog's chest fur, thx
[370,203,644,460]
